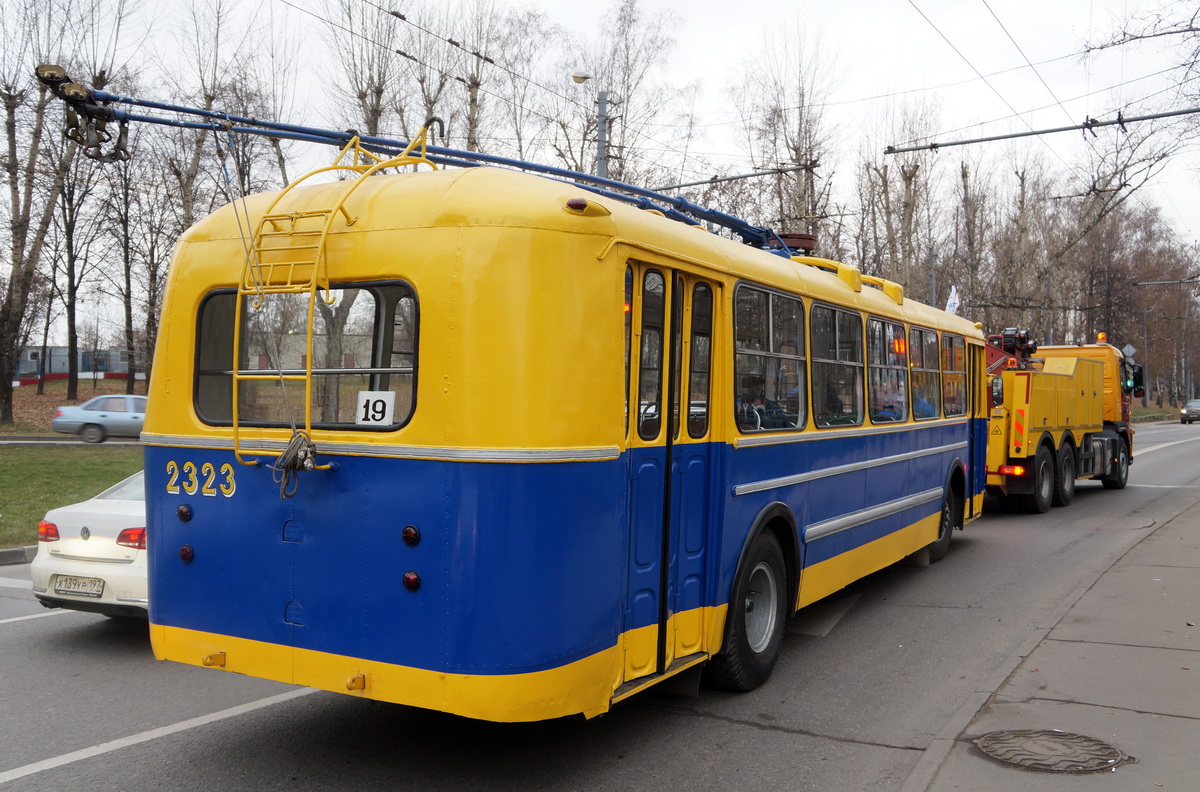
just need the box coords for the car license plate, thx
[54,575,104,598]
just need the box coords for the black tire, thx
[80,424,105,444]
[1182,418,1187,424]
[1102,438,1130,490]
[928,486,959,563]
[704,532,788,692]
[1020,445,1054,514]
[1052,446,1076,507]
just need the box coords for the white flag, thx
[945,286,960,315]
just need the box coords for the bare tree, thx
[491,7,559,160]
[157,0,254,229]
[0,0,133,424]
[1089,1,1200,101]
[731,23,837,239]
[547,0,695,186]
[52,140,107,399]
[325,0,405,140]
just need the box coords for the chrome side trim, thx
[736,418,968,448]
[116,596,149,604]
[140,433,621,463]
[805,487,943,543]
[46,554,135,565]
[733,441,967,496]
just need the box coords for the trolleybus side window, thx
[688,283,713,438]
[811,304,863,428]
[910,327,941,420]
[624,266,633,435]
[867,317,908,423]
[733,285,805,433]
[941,333,967,417]
[195,283,417,429]
[638,270,666,440]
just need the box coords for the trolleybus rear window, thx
[195,283,417,430]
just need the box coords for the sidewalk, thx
[905,497,1200,790]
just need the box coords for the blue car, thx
[52,394,147,443]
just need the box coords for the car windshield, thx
[97,471,145,501]
[1188,400,1200,408]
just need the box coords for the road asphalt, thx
[2,446,1196,789]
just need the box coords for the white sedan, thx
[30,471,148,618]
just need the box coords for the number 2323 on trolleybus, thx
[141,136,988,723]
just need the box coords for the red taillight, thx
[116,527,146,550]
[38,521,60,542]
[54,409,64,417]
[999,465,1027,477]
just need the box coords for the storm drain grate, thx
[974,729,1133,773]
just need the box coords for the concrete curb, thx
[0,546,36,565]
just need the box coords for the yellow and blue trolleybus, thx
[36,67,988,722]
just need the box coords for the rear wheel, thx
[1020,445,1054,514]
[1052,446,1076,507]
[704,532,787,691]
[80,424,105,444]
[928,486,959,562]
[1102,438,1130,490]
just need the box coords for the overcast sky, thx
[507,0,1195,238]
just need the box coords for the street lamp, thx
[571,71,608,179]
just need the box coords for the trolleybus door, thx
[968,343,987,516]
[626,266,716,684]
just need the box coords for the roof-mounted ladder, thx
[230,124,440,470]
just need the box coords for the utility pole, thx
[597,90,608,179]
[571,72,608,179]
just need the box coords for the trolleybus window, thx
[867,317,909,423]
[733,285,805,432]
[195,283,417,429]
[910,327,942,420]
[624,266,633,434]
[688,283,713,438]
[811,304,863,428]
[941,333,967,417]
[638,270,665,440]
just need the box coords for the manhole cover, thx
[974,729,1132,773]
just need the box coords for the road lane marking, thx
[0,688,319,785]
[1136,438,1200,455]
[1127,484,1200,489]
[0,610,74,625]
[0,577,32,588]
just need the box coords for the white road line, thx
[0,610,74,625]
[1136,437,1200,455]
[0,577,31,589]
[0,688,319,786]
[1127,484,1200,489]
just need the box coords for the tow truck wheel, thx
[1020,445,1054,514]
[1101,438,1130,490]
[1052,447,1076,507]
